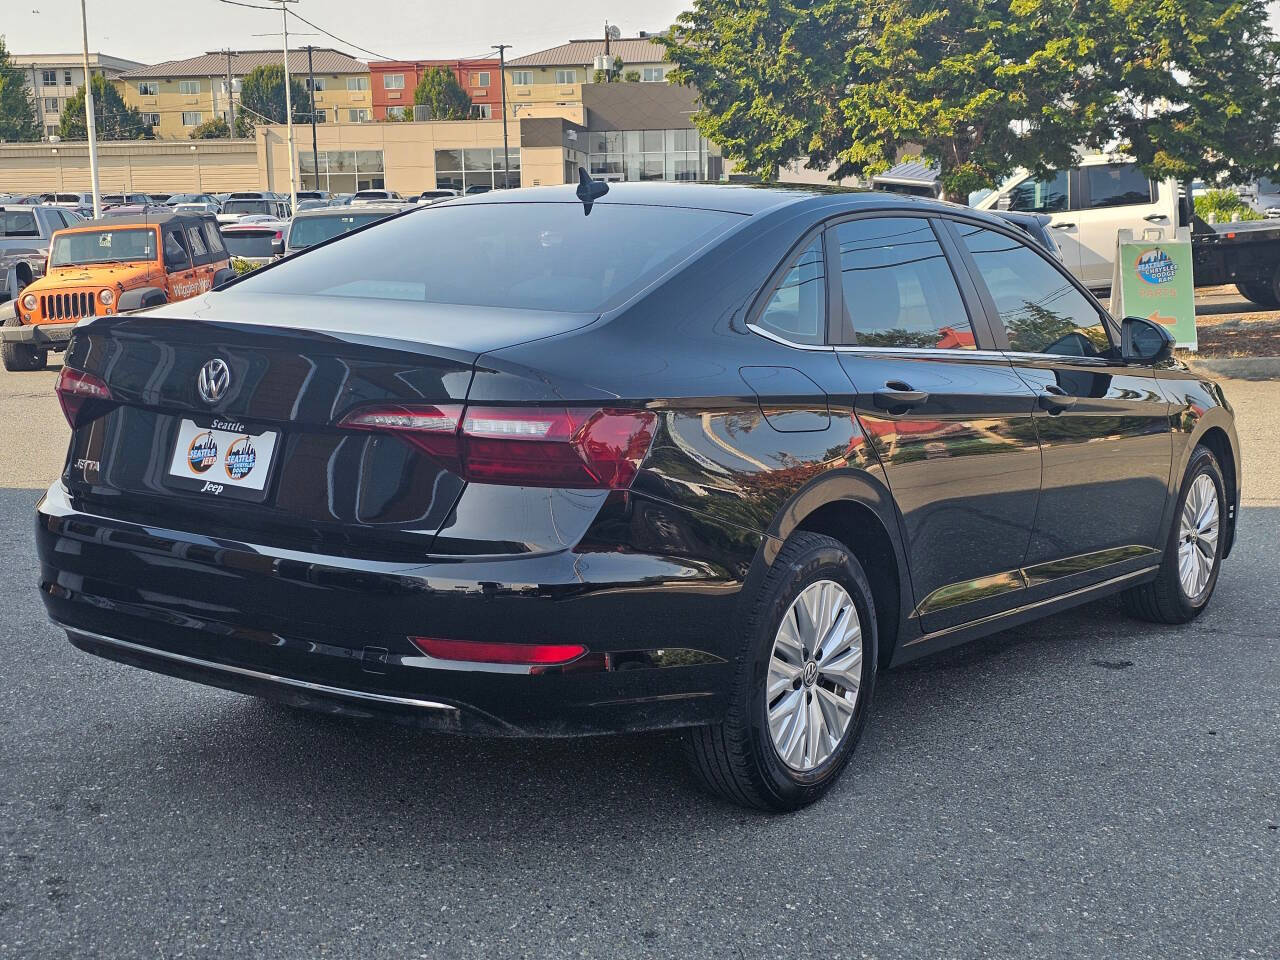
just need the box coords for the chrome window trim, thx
[744,321,834,352]
[57,623,458,713]
[834,346,1009,360]
[1001,350,1121,367]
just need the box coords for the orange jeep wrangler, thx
[1,211,234,371]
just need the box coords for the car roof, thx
[72,211,218,229]
[293,204,405,218]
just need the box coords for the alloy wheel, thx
[766,579,863,771]
[1177,473,1220,602]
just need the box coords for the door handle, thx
[1144,214,1169,222]
[1051,222,1076,230]
[1037,388,1077,413]
[873,383,930,411]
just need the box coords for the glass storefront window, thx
[300,150,385,194]
[586,129,712,183]
[435,148,519,192]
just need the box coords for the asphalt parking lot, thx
[1,355,1276,959]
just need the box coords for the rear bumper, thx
[36,482,743,737]
[1,321,74,347]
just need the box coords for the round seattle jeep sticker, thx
[187,432,218,473]
[224,436,258,480]
[1135,247,1177,285]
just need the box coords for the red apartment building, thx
[368,59,502,120]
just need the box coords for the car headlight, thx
[21,293,36,311]
[99,288,114,306]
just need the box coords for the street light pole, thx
[492,44,511,189]
[276,0,299,210]
[306,44,319,191]
[225,48,235,137]
[79,0,101,218]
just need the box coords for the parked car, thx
[217,195,290,225]
[350,189,403,205]
[166,193,222,209]
[35,183,1239,811]
[2,211,232,371]
[991,210,1063,260]
[294,199,331,212]
[40,192,96,217]
[974,155,1179,290]
[417,189,459,205]
[280,204,407,256]
[219,215,289,264]
[295,190,330,203]
[101,193,154,209]
[0,204,80,316]
[171,201,222,216]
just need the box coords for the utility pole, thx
[273,0,299,210]
[306,44,318,190]
[79,0,101,218]
[492,44,511,189]
[225,48,235,137]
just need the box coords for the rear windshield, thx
[289,212,393,249]
[223,230,278,259]
[354,191,389,200]
[240,202,743,313]
[0,210,38,237]
[223,200,272,216]
[51,228,156,266]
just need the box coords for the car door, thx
[160,226,197,299]
[184,223,216,295]
[1072,163,1170,288]
[829,215,1043,632]
[948,218,1172,596]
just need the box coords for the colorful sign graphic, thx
[1111,235,1197,350]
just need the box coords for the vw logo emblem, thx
[197,358,231,405]
[802,660,819,687]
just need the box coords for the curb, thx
[1185,356,1280,380]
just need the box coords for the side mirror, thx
[271,236,285,256]
[1121,315,1175,365]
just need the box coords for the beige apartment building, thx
[116,48,371,140]
[504,35,670,123]
[9,52,147,140]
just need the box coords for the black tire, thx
[1236,281,1280,308]
[1122,445,1226,624]
[685,532,878,811]
[1,316,48,372]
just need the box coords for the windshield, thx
[50,227,156,266]
[289,212,392,249]
[223,230,278,259]
[223,200,271,215]
[240,202,744,313]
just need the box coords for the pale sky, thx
[9,0,690,64]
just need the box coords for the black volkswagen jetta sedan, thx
[38,182,1239,811]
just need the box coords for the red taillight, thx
[56,367,113,427]
[410,636,587,666]
[338,403,656,489]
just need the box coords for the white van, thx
[975,155,1179,290]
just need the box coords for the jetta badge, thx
[197,358,231,405]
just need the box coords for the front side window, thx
[164,231,191,270]
[512,70,532,85]
[1086,163,1154,209]
[50,228,156,266]
[555,69,577,84]
[179,80,201,94]
[756,235,826,345]
[835,217,974,349]
[957,223,1110,356]
[239,203,743,313]
[383,73,404,90]
[138,81,158,96]
[347,76,370,91]
[1007,170,1069,213]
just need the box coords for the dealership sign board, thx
[1109,228,1197,350]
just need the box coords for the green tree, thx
[234,64,312,136]
[188,116,231,139]
[412,66,471,119]
[58,74,153,140]
[662,0,1280,201]
[0,36,39,142]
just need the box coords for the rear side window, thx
[187,226,209,260]
[835,217,975,349]
[239,203,743,313]
[755,235,826,345]
[289,213,391,249]
[0,210,39,237]
[202,221,226,255]
[1085,164,1154,209]
[1007,171,1069,213]
[957,223,1110,356]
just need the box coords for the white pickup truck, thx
[975,155,1180,291]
